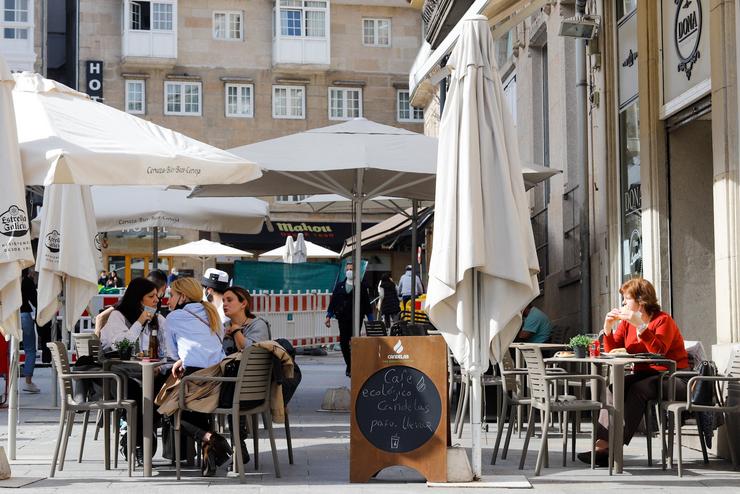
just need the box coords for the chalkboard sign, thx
[355,365,442,453]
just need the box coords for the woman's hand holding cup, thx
[603,308,620,335]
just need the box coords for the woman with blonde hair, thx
[164,277,230,475]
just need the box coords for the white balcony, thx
[121,0,177,67]
[272,0,330,66]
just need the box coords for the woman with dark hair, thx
[578,278,690,466]
[222,286,271,355]
[100,277,164,352]
[377,273,401,329]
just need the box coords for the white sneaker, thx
[22,382,40,393]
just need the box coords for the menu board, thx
[355,366,442,453]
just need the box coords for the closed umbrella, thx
[0,55,34,461]
[293,232,308,263]
[283,236,296,263]
[425,16,540,478]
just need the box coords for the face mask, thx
[206,291,214,303]
[346,270,353,282]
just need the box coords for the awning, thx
[409,0,547,101]
[340,207,434,257]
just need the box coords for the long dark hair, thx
[224,286,257,320]
[115,277,157,325]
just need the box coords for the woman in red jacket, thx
[579,278,690,466]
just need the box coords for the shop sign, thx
[661,0,710,116]
[617,11,638,108]
[85,60,103,102]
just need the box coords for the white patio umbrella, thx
[260,238,339,261]
[0,56,35,461]
[191,118,438,334]
[159,239,253,274]
[425,16,540,478]
[12,72,261,187]
[293,233,308,263]
[282,236,296,263]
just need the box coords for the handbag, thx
[218,357,240,408]
[690,360,719,406]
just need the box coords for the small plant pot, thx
[573,346,587,358]
[119,347,132,361]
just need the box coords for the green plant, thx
[115,338,134,352]
[569,334,593,349]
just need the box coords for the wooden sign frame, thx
[350,335,448,483]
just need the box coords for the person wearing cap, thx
[397,265,424,305]
[202,268,230,324]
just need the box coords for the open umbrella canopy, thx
[424,16,540,477]
[12,72,262,186]
[260,238,339,261]
[92,186,269,234]
[191,118,438,201]
[159,239,253,259]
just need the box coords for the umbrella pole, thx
[152,227,159,272]
[470,269,482,478]
[352,169,364,337]
[7,335,19,459]
[410,200,418,324]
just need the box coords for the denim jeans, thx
[20,312,36,378]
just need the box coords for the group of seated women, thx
[97,275,275,476]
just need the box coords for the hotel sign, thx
[661,0,710,117]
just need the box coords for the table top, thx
[510,342,570,349]
[109,358,169,368]
[545,355,676,366]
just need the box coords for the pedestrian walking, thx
[397,264,424,305]
[325,261,372,377]
[20,269,40,393]
[377,273,401,329]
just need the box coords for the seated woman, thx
[165,276,230,475]
[578,278,690,466]
[99,277,169,463]
[222,286,271,355]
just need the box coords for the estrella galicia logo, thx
[0,205,29,237]
[674,0,702,81]
[94,233,102,252]
[45,230,61,253]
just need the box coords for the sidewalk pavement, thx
[0,351,739,492]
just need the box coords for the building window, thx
[329,87,362,120]
[276,0,327,38]
[502,72,517,126]
[619,100,641,281]
[125,80,146,114]
[2,0,30,39]
[164,81,201,116]
[276,195,309,203]
[213,11,242,40]
[362,18,390,46]
[397,90,423,122]
[272,85,305,119]
[129,1,174,31]
[225,83,253,118]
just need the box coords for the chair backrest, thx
[233,346,274,408]
[518,345,550,406]
[47,341,74,404]
[364,320,387,337]
[726,348,740,405]
[499,350,519,394]
[72,333,100,360]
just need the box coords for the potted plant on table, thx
[568,334,592,358]
[115,338,134,361]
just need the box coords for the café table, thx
[544,354,676,473]
[108,359,168,477]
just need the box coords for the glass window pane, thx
[166,83,180,112]
[619,101,641,280]
[305,10,324,37]
[230,13,241,39]
[363,19,374,44]
[377,20,389,45]
[214,12,225,38]
[617,0,638,20]
[281,9,301,36]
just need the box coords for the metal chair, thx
[174,347,282,482]
[46,341,137,477]
[662,350,740,476]
[518,345,615,476]
[491,350,530,464]
[364,320,387,337]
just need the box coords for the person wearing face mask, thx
[325,261,372,377]
[201,268,230,324]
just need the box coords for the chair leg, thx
[284,407,294,465]
[519,406,536,470]
[491,396,509,465]
[456,379,470,438]
[607,410,615,476]
[667,412,675,470]
[502,403,517,460]
[263,412,281,478]
[591,411,597,470]
[534,411,550,476]
[127,406,136,477]
[561,411,568,467]
[175,413,182,481]
[252,414,260,471]
[78,410,90,463]
[114,410,119,469]
[571,412,577,461]
[50,406,67,477]
[723,412,739,468]
[645,407,653,467]
[93,409,102,441]
[696,421,709,464]
[233,413,246,483]
[676,412,683,477]
[58,410,75,471]
[659,405,667,470]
